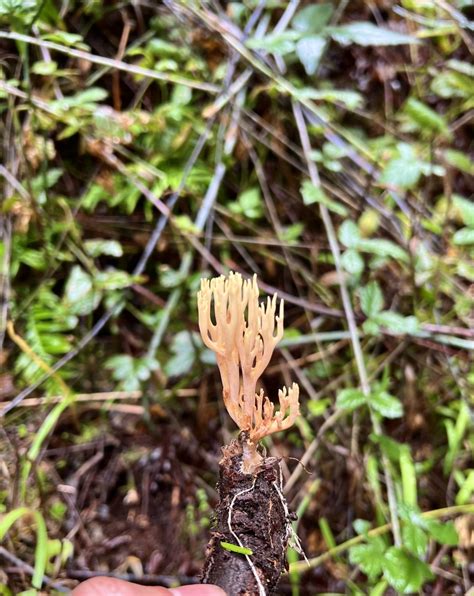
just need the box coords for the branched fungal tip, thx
[197,272,300,471]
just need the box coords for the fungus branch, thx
[197,272,300,472]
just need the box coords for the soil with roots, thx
[202,434,293,595]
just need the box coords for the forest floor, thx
[0,1,473,594]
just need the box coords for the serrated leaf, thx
[338,220,361,247]
[359,281,384,317]
[349,540,386,579]
[301,180,348,215]
[328,22,418,46]
[336,388,367,411]
[383,547,433,593]
[370,390,403,419]
[0,0,37,15]
[292,4,334,33]
[402,522,428,557]
[341,249,364,275]
[373,312,419,335]
[63,266,101,316]
[379,144,422,190]
[165,331,197,377]
[296,36,326,75]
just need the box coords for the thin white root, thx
[272,472,309,565]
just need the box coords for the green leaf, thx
[63,266,101,316]
[246,32,299,56]
[42,31,87,48]
[84,239,123,258]
[338,220,361,248]
[230,187,264,219]
[379,143,422,190]
[357,238,409,263]
[105,354,135,381]
[403,98,449,136]
[353,519,372,535]
[220,541,253,556]
[341,249,364,276]
[327,22,418,46]
[383,547,434,593]
[349,539,386,579]
[52,88,107,111]
[171,85,192,106]
[307,398,330,417]
[165,331,197,377]
[402,522,428,558]
[444,402,470,474]
[105,354,159,391]
[362,318,380,335]
[453,227,474,245]
[296,36,326,75]
[20,249,47,270]
[96,269,136,290]
[31,60,58,75]
[431,69,474,99]
[444,150,474,176]
[301,180,348,216]
[373,311,419,335]
[0,0,37,16]
[296,88,363,109]
[292,4,334,34]
[399,448,417,507]
[336,388,366,411]
[370,390,403,419]
[453,196,474,227]
[278,223,304,244]
[174,215,200,234]
[425,520,458,546]
[359,281,383,317]
[372,435,405,462]
[239,187,263,219]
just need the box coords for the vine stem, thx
[292,101,402,547]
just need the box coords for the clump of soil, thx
[202,434,294,595]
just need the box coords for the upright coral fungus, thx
[197,272,299,472]
[198,272,301,595]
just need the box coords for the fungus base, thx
[201,435,293,595]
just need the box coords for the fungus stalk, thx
[198,272,301,595]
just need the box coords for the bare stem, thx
[292,101,402,547]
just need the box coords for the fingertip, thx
[71,577,171,596]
